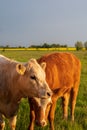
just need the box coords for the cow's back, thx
[37,53,81,94]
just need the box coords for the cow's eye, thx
[30,75,36,80]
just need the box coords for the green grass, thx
[0,50,87,130]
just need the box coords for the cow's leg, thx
[0,114,5,130]
[28,109,35,130]
[0,122,5,130]
[70,83,79,121]
[48,100,56,130]
[9,115,17,130]
[62,93,70,120]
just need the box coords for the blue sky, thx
[0,0,87,47]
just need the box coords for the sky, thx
[0,0,87,47]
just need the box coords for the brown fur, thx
[28,52,81,130]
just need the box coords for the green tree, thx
[75,41,83,50]
[42,43,50,48]
[84,41,87,50]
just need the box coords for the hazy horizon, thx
[0,0,87,47]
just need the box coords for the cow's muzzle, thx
[41,90,52,99]
[36,119,47,127]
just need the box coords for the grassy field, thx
[0,50,87,130]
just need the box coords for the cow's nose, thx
[40,120,47,127]
[47,91,52,97]
[36,120,47,127]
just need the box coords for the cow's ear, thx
[16,64,26,75]
[40,62,46,70]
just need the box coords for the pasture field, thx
[0,50,87,130]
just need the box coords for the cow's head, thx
[29,97,52,127]
[16,59,52,99]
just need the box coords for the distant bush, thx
[84,41,87,50]
[75,41,83,51]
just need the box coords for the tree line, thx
[29,41,87,50]
[0,41,87,50]
[29,43,67,48]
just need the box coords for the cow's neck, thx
[12,89,25,103]
[0,59,26,118]
[7,63,26,102]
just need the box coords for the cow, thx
[28,52,81,130]
[0,55,52,130]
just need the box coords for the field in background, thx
[0,50,87,130]
[0,47,86,51]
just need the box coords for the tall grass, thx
[0,50,87,130]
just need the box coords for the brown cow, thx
[28,52,81,130]
[0,55,52,130]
